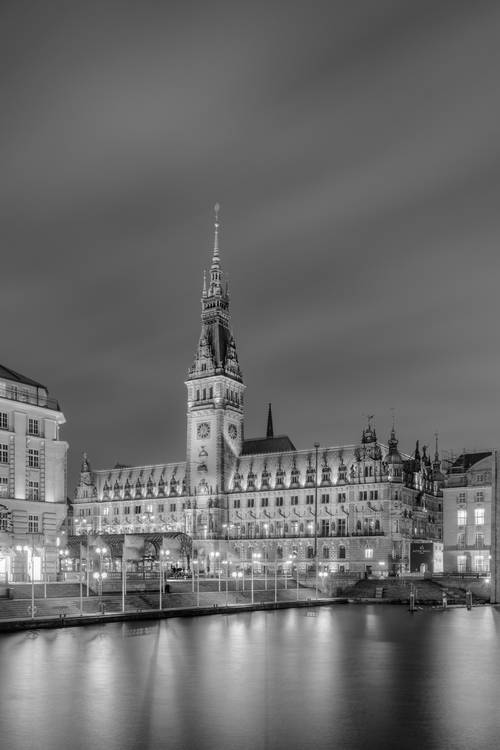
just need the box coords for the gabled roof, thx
[0,364,46,389]
[449,451,491,473]
[241,435,296,456]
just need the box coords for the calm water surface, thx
[1,606,499,750]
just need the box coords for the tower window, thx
[209,387,213,399]
[0,444,8,464]
[0,413,7,430]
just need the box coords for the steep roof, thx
[241,435,296,456]
[0,364,46,389]
[449,451,491,473]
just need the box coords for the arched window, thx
[339,545,346,559]
[375,519,381,531]
[322,547,329,560]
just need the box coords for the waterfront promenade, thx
[0,575,491,633]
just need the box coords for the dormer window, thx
[321,466,331,484]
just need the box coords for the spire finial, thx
[212,202,220,267]
[434,432,439,462]
[202,269,207,297]
[266,402,274,438]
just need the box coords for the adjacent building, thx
[72,209,444,578]
[442,451,492,574]
[0,365,68,583]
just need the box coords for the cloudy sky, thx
[2,0,500,491]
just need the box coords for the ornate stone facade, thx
[72,209,444,576]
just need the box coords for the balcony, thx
[0,386,60,412]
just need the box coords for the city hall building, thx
[72,210,444,576]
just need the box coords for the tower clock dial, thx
[197,422,211,439]
[228,423,238,440]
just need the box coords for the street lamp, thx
[318,567,328,598]
[93,570,108,611]
[193,559,200,607]
[251,552,261,604]
[159,548,170,609]
[232,569,243,593]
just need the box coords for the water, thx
[1,606,499,750]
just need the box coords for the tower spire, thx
[266,403,274,438]
[212,202,220,269]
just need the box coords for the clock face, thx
[197,422,210,439]
[228,423,238,440]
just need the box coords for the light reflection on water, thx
[1,606,499,750]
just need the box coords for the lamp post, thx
[318,567,328,598]
[95,546,107,612]
[251,552,261,605]
[159,548,170,609]
[274,551,278,604]
[314,441,320,600]
[193,559,199,607]
[222,559,229,605]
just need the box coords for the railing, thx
[0,386,60,411]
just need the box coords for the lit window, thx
[102,507,109,516]
[28,449,39,468]
[28,418,39,436]
[27,481,39,501]
[28,514,39,532]
[0,413,7,430]
[365,548,373,559]
[0,477,8,497]
[0,444,8,463]
[457,509,467,526]
[474,508,485,526]
[457,555,466,573]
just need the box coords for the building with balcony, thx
[72,209,443,577]
[0,365,68,584]
[442,451,492,574]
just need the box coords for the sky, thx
[2,0,500,493]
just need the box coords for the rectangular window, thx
[458,492,466,502]
[337,492,346,503]
[364,548,373,559]
[103,507,109,516]
[247,498,254,508]
[369,490,378,500]
[474,508,485,526]
[146,504,153,513]
[0,413,7,430]
[261,497,269,507]
[27,481,39,501]
[135,505,142,514]
[457,555,467,573]
[306,495,314,505]
[234,499,240,509]
[321,519,330,536]
[457,532,465,548]
[0,476,8,497]
[457,509,467,526]
[0,444,8,463]
[275,497,283,507]
[113,506,120,515]
[475,532,484,548]
[169,503,176,512]
[475,492,484,503]
[28,449,39,468]
[291,496,298,506]
[28,418,39,436]
[28,514,39,533]
[359,490,368,501]
[321,494,330,504]
[158,504,164,513]
[124,506,130,515]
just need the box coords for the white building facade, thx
[443,452,492,574]
[0,365,68,584]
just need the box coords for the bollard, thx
[409,591,416,612]
[442,591,447,609]
[466,589,472,611]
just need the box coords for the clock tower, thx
[185,205,245,528]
